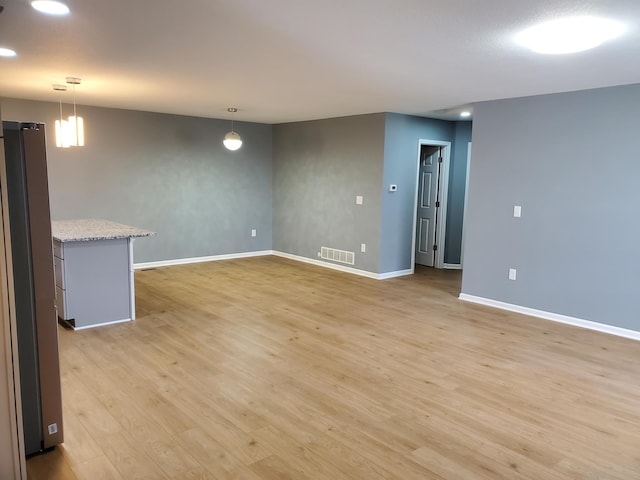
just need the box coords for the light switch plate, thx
[251,229,257,237]
[361,243,366,253]
[356,195,364,205]
[513,205,522,217]
[509,268,517,281]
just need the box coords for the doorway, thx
[412,140,451,269]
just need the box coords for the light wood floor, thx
[27,256,640,479]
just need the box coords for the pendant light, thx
[53,85,70,148]
[53,84,70,148]
[223,107,242,151]
[66,77,84,146]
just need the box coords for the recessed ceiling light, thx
[460,111,471,118]
[31,1,70,15]
[0,47,17,57]
[516,16,625,54]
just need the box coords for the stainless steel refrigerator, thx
[2,120,64,455]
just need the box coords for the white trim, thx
[128,238,135,320]
[273,251,377,279]
[412,139,452,269]
[135,250,415,281]
[435,144,451,269]
[71,317,132,331]
[272,251,413,280]
[134,250,273,270]
[378,268,414,279]
[410,142,421,267]
[458,293,640,342]
[443,263,462,270]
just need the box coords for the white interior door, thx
[415,145,441,266]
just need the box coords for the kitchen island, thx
[51,219,154,330]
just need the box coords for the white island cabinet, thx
[51,219,154,330]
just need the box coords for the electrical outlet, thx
[361,243,366,253]
[251,229,257,237]
[509,268,517,281]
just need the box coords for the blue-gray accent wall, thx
[1,98,274,263]
[381,113,471,273]
[461,84,640,331]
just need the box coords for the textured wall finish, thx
[1,98,273,264]
[273,114,386,274]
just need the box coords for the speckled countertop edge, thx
[52,219,155,242]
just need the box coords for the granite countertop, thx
[52,219,155,243]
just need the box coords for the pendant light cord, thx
[72,83,77,120]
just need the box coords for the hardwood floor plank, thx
[99,431,168,480]
[26,257,640,480]
[249,454,311,480]
[26,447,78,480]
[70,456,124,480]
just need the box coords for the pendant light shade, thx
[54,78,85,148]
[68,115,84,146]
[55,119,70,148]
[223,107,242,151]
[223,131,242,151]
[66,77,84,147]
[53,84,70,148]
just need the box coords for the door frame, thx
[411,139,451,269]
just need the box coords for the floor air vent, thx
[320,247,355,265]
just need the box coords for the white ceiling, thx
[1,0,639,124]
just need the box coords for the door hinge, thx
[438,156,443,163]
[433,244,438,251]
[435,201,440,208]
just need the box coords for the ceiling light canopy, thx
[223,108,243,151]
[516,16,625,55]
[0,47,17,57]
[31,1,70,15]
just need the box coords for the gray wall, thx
[381,113,470,273]
[273,114,385,273]
[1,98,273,263]
[461,84,640,331]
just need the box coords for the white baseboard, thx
[378,268,414,279]
[134,250,273,270]
[272,251,378,279]
[69,318,132,331]
[459,293,640,342]
[443,263,462,270]
[272,251,413,280]
[135,250,414,281]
